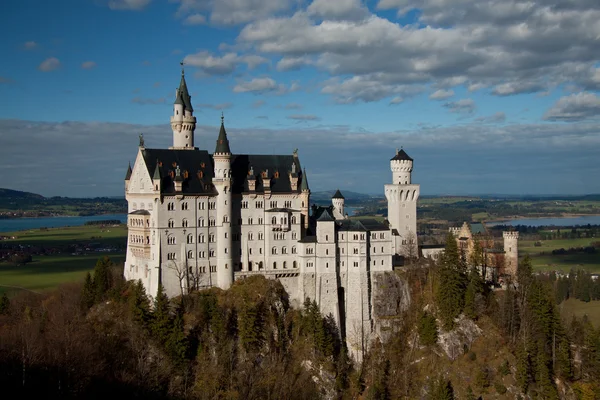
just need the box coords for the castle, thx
[123,67,420,360]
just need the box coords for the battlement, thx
[391,159,413,171]
[503,231,519,240]
[449,227,461,237]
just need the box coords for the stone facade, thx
[123,69,421,361]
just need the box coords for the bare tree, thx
[402,231,418,264]
[168,260,187,299]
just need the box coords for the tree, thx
[418,311,438,346]
[80,272,95,310]
[436,234,467,330]
[151,284,173,345]
[129,279,151,328]
[464,267,486,319]
[402,231,418,264]
[93,256,113,302]
[469,239,484,269]
[428,376,454,400]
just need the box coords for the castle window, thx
[326,249,329,255]
[198,218,205,227]
[293,261,297,268]
[292,246,297,254]
[187,250,193,259]
[248,232,254,241]
[209,234,215,242]
[255,201,263,208]
[381,260,384,265]
[167,235,176,245]
[258,217,263,225]
[353,248,358,254]
[259,248,263,254]
[225,248,228,254]
[270,201,278,208]
[282,246,287,254]
[372,233,376,239]
[381,246,384,252]
[283,261,287,269]
[258,232,264,240]
[242,201,248,209]
[199,251,205,258]
[187,234,193,244]
[326,263,329,268]
[224,232,228,239]
[199,234,205,243]
[249,248,252,255]
[182,202,188,211]
[248,218,253,225]
[326,235,328,241]
[199,202,205,210]
[168,219,174,228]
[272,246,277,255]
[292,231,297,240]
[182,219,188,227]
[209,219,215,226]
[209,249,215,257]
[354,262,358,267]
[272,216,277,224]
[291,216,297,224]
[273,262,277,269]
[284,200,291,208]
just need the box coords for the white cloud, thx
[389,96,403,105]
[475,112,506,123]
[307,0,369,21]
[429,89,454,100]
[276,56,311,71]
[172,0,293,25]
[108,0,151,10]
[233,77,285,94]
[81,61,97,69]
[544,92,600,121]
[24,41,37,50]
[38,57,61,72]
[183,13,206,25]
[184,51,268,75]
[444,98,476,114]
[322,75,423,103]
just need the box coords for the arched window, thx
[283,261,287,269]
[292,246,297,254]
[291,216,296,224]
[259,261,263,270]
[248,232,254,241]
[167,235,176,245]
[282,246,287,254]
[182,218,188,227]
[187,234,193,244]
[273,262,277,269]
[187,250,193,259]
[168,219,174,228]
[293,261,297,268]
[272,246,277,255]
[272,216,277,224]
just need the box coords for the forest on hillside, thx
[1,244,600,399]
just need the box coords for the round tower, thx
[170,63,196,149]
[213,114,233,289]
[503,231,519,278]
[391,148,413,185]
[332,189,345,219]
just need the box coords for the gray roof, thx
[332,189,344,199]
[142,148,303,195]
[336,218,389,232]
[215,119,231,154]
[266,208,299,213]
[129,209,150,215]
[391,148,413,161]
[300,168,309,191]
[317,209,335,222]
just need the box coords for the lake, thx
[488,215,600,227]
[0,214,128,233]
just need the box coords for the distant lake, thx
[0,214,128,233]
[488,215,600,227]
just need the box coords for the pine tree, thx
[93,256,112,302]
[516,344,532,394]
[0,293,10,315]
[418,311,438,346]
[469,239,484,268]
[428,376,455,400]
[151,283,173,344]
[81,272,95,310]
[129,279,151,328]
[464,267,485,319]
[239,302,264,352]
[436,233,468,330]
[166,302,189,365]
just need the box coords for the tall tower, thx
[503,231,519,278]
[332,189,345,220]
[384,148,420,257]
[170,64,196,150]
[213,114,233,289]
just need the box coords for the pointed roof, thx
[177,66,193,112]
[215,114,231,154]
[391,148,413,161]
[174,88,184,106]
[300,168,309,191]
[332,189,344,199]
[153,161,161,180]
[317,208,334,222]
[125,162,132,180]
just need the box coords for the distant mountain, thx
[0,188,45,200]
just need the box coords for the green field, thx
[520,238,600,273]
[0,225,127,295]
[560,298,600,328]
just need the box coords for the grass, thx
[0,224,127,296]
[519,238,600,273]
[559,298,600,328]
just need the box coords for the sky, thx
[1,0,600,197]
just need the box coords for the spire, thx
[332,189,344,199]
[125,162,132,180]
[301,168,310,191]
[177,61,193,112]
[153,161,161,180]
[215,113,231,154]
[391,148,413,161]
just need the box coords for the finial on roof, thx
[139,133,145,148]
[221,111,224,124]
[396,148,399,155]
[180,60,185,76]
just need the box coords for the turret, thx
[170,63,196,150]
[390,148,413,185]
[332,189,345,220]
[300,168,310,230]
[152,161,161,192]
[213,114,233,289]
[503,231,519,278]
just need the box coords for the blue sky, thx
[1,0,599,197]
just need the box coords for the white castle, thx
[124,68,419,359]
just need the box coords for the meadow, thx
[519,237,600,273]
[0,224,127,295]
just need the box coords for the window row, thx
[129,234,150,245]
[129,218,149,228]
[271,246,297,255]
[371,232,386,239]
